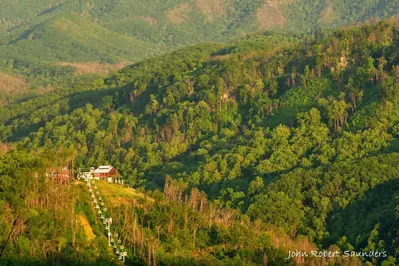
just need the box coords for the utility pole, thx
[71,153,75,180]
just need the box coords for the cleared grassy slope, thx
[96,180,150,208]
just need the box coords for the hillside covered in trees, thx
[0,18,399,265]
[1,0,398,112]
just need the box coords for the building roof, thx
[93,165,115,174]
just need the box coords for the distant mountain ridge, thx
[1,0,398,64]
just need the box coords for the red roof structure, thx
[93,166,119,181]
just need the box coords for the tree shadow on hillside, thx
[67,87,118,110]
[6,87,119,141]
[324,178,399,259]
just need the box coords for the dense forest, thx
[0,16,399,266]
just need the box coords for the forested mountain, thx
[0,18,398,265]
[1,0,398,109]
